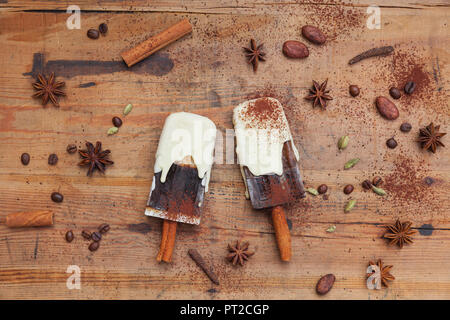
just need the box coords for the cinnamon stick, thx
[271,206,291,261]
[155,156,197,263]
[121,18,193,67]
[156,220,177,263]
[3,210,54,228]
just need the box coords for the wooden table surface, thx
[0,0,449,300]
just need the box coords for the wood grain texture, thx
[0,0,449,299]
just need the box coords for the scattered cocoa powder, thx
[245,85,301,132]
[302,1,364,41]
[391,51,432,101]
[383,156,439,212]
[241,97,285,130]
[370,44,446,118]
[246,86,295,111]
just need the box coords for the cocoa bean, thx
[301,25,326,45]
[282,40,309,59]
[376,96,399,120]
[316,274,335,295]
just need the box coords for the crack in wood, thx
[33,234,39,260]
[4,2,449,15]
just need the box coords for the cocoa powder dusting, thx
[303,0,364,41]
[167,197,197,221]
[383,156,439,213]
[240,97,287,133]
[373,45,447,116]
[391,50,433,102]
[246,85,295,110]
[245,86,299,126]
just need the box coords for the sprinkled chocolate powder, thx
[390,50,433,103]
[383,156,438,212]
[241,97,286,131]
[302,1,364,42]
[246,85,295,113]
[372,45,446,116]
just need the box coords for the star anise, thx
[305,79,332,110]
[226,240,254,266]
[32,73,65,107]
[367,259,395,288]
[384,219,416,249]
[243,39,265,72]
[417,123,446,153]
[78,141,113,176]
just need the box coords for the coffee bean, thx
[316,274,335,295]
[51,192,64,203]
[65,230,74,243]
[99,23,108,34]
[400,122,412,132]
[21,153,30,165]
[87,29,99,39]
[317,184,328,194]
[81,230,92,240]
[282,40,309,59]
[375,96,399,120]
[66,144,77,154]
[343,184,354,194]
[48,153,58,165]
[89,241,100,252]
[301,25,326,45]
[98,223,110,234]
[112,116,123,128]
[386,137,398,149]
[404,81,416,94]
[91,231,102,242]
[349,85,360,97]
[362,180,372,190]
[372,176,383,187]
[389,87,401,99]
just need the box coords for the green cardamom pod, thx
[123,103,133,115]
[326,225,336,233]
[344,158,360,170]
[306,188,319,196]
[338,135,349,150]
[344,199,356,212]
[372,185,387,196]
[107,127,119,135]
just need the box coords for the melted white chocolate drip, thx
[233,98,299,197]
[154,112,216,192]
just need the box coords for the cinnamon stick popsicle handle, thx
[156,220,177,263]
[271,206,291,261]
[121,18,192,67]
